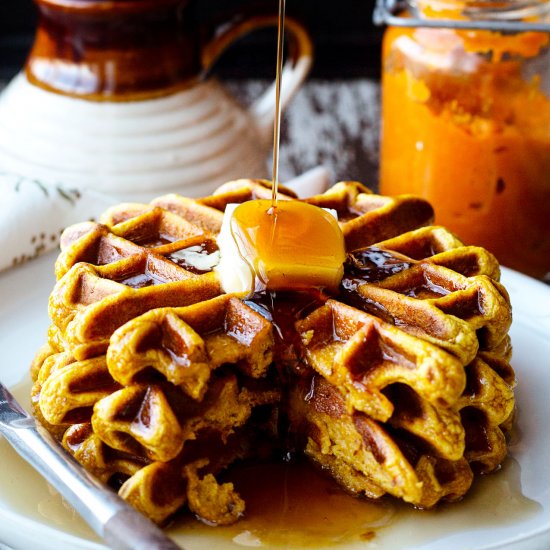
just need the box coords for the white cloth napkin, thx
[0,166,332,273]
[0,171,114,272]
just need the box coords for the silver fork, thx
[0,383,181,550]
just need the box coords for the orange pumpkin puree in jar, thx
[380,1,550,279]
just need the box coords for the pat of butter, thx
[215,200,346,295]
[170,246,220,272]
[215,204,255,295]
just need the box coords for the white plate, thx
[1,252,550,550]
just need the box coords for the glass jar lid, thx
[374,0,550,31]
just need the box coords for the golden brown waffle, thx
[288,219,514,507]
[51,216,222,359]
[304,181,435,251]
[290,300,514,507]
[61,420,268,525]
[33,296,280,524]
[31,179,515,526]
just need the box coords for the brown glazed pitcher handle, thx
[201,14,313,146]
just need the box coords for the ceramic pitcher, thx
[0,0,312,201]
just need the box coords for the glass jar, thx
[379,0,550,279]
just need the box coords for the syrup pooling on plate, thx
[220,199,346,295]
[2,376,538,549]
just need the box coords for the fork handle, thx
[1,416,180,550]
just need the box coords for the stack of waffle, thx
[31,180,515,525]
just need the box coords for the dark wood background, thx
[0,0,383,80]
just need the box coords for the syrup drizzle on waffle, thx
[271,0,286,210]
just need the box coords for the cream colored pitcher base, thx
[0,74,269,201]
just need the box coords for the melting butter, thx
[215,200,346,295]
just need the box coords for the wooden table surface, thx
[229,79,382,190]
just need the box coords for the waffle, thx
[31,179,515,526]
[33,290,279,525]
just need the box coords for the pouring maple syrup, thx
[218,0,346,296]
[271,0,286,209]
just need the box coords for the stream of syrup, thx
[271,0,286,210]
[228,0,346,294]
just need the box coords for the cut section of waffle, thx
[292,225,515,505]
[33,296,280,525]
[31,179,515,527]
